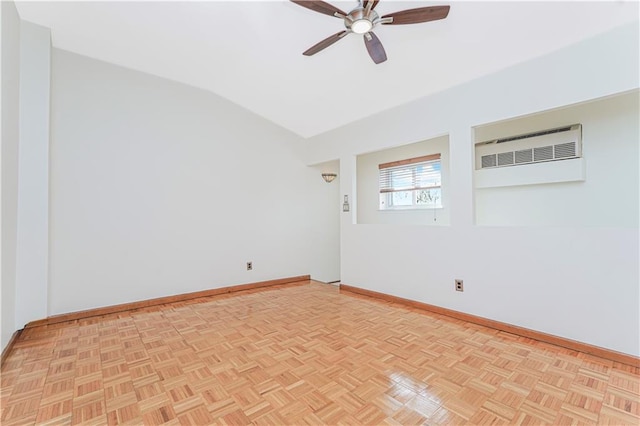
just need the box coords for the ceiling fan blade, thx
[290,1,346,17]
[364,32,387,64]
[303,31,348,56]
[364,0,380,9]
[382,5,450,25]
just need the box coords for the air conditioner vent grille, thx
[515,149,533,164]
[481,154,496,168]
[496,126,573,144]
[480,141,579,169]
[497,152,514,166]
[534,145,553,162]
[554,142,576,158]
[476,124,581,170]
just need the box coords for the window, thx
[379,154,442,210]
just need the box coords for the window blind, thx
[379,154,441,194]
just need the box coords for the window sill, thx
[378,206,444,212]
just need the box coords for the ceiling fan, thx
[291,0,450,64]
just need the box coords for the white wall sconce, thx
[321,173,337,183]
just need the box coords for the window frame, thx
[378,153,442,211]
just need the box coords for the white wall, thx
[302,22,640,356]
[310,160,341,283]
[48,49,338,315]
[14,21,50,329]
[474,93,639,227]
[357,136,450,225]
[1,0,21,350]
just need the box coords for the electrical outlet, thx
[246,262,252,271]
[455,279,464,292]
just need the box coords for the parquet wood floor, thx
[1,282,638,425]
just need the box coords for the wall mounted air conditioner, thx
[474,124,585,188]
[475,124,582,170]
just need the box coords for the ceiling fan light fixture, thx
[351,19,372,34]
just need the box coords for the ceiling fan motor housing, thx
[345,7,379,34]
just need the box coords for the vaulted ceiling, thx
[15,1,638,138]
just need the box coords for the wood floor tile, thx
[1,282,638,425]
